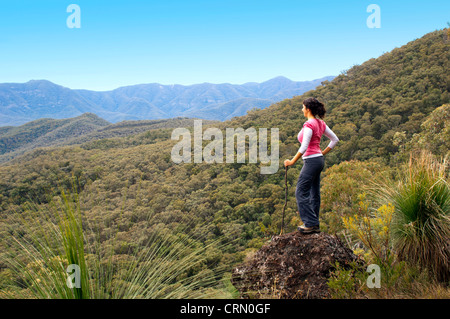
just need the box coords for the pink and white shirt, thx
[297,118,339,159]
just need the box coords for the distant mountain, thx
[0,76,335,126]
[182,98,275,121]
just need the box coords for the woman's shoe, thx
[297,224,320,234]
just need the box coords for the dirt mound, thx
[231,231,361,299]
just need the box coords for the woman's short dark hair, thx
[303,97,326,119]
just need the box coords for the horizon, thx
[1,75,335,92]
[1,1,449,91]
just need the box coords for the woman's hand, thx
[284,152,302,167]
[284,159,293,167]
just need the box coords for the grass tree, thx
[370,150,449,283]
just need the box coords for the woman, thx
[284,97,339,234]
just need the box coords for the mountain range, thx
[0,76,334,126]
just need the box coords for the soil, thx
[231,231,361,299]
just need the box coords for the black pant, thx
[295,156,324,227]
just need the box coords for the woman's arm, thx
[284,127,313,167]
[322,147,332,155]
[322,125,339,155]
[284,151,302,167]
[298,127,313,155]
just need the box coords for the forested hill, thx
[0,113,110,160]
[0,115,218,163]
[225,28,449,167]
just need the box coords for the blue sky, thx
[0,0,448,91]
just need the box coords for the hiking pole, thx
[280,165,289,235]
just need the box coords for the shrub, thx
[368,150,449,283]
[320,160,390,235]
[342,195,395,267]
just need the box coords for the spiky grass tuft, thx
[369,150,449,283]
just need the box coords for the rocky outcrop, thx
[231,231,361,299]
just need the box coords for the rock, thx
[231,231,361,299]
